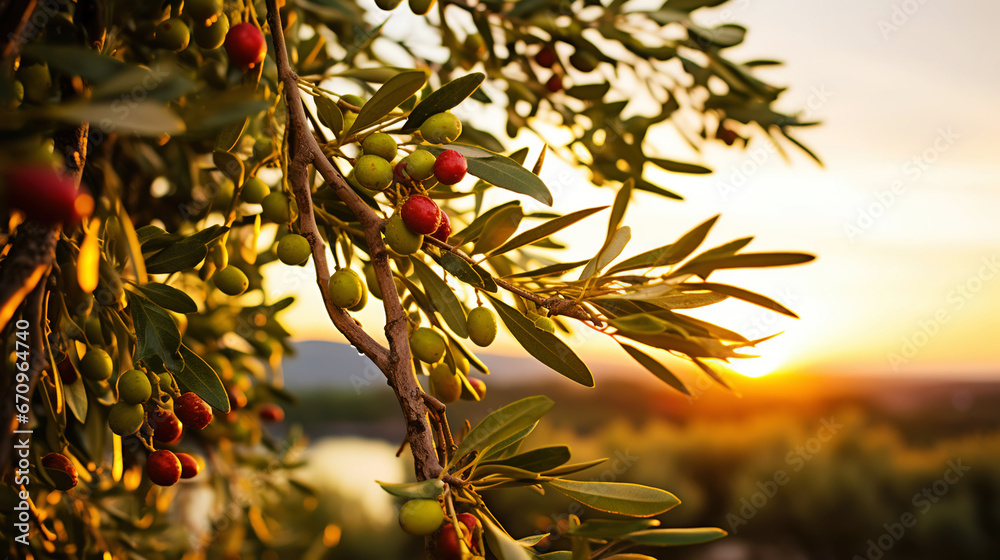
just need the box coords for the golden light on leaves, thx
[77,217,100,294]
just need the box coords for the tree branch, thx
[264,0,441,481]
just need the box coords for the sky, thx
[268,0,1000,381]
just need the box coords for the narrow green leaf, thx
[692,358,731,389]
[472,205,523,255]
[451,395,555,464]
[488,206,608,257]
[541,458,608,477]
[607,179,633,240]
[606,215,718,274]
[213,150,244,189]
[23,44,126,82]
[579,226,631,279]
[690,282,799,318]
[315,95,344,137]
[144,225,228,274]
[426,144,553,206]
[621,527,728,547]
[608,314,671,335]
[569,519,662,540]
[482,515,535,560]
[451,201,520,246]
[139,283,198,314]
[64,376,88,424]
[648,158,711,174]
[444,332,491,375]
[603,554,659,560]
[671,252,815,279]
[347,70,428,136]
[620,343,690,395]
[376,479,445,499]
[401,73,486,132]
[546,479,680,517]
[412,259,469,338]
[516,534,549,547]
[128,293,181,366]
[480,446,571,473]
[45,100,183,136]
[479,422,537,461]
[622,331,735,359]
[504,259,590,279]
[566,82,610,101]
[434,252,485,288]
[486,295,594,387]
[472,464,543,483]
[173,344,231,413]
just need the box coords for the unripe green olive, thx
[535,315,557,333]
[361,133,398,161]
[341,94,365,108]
[429,362,461,403]
[404,150,436,181]
[79,348,113,381]
[410,327,446,363]
[328,268,365,309]
[16,63,52,104]
[260,192,291,223]
[117,369,152,405]
[350,282,369,312]
[450,343,471,376]
[419,112,462,144]
[408,0,437,16]
[277,233,311,265]
[108,402,145,436]
[2,80,24,109]
[363,263,382,299]
[398,499,445,535]
[354,154,393,191]
[467,307,497,347]
[158,372,174,392]
[241,176,270,204]
[215,266,249,296]
[186,0,224,23]
[375,0,404,10]
[569,50,599,73]
[193,13,229,50]
[156,18,191,52]
[384,214,423,255]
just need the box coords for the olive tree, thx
[0,0,816,557]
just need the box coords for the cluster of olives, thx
[212,175,298,297]
[397,499,482,559]
[145,0,265,70]
[74,347,210,487]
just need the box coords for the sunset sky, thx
[268,0,1000,381]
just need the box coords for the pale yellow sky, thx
[269,0,1000,380]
